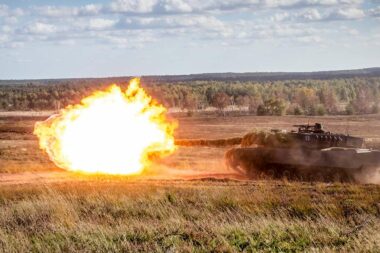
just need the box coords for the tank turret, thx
[284,123,364,149]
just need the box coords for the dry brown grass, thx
[0,180,379,252]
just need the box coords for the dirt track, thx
[0,171,77,185]
[0,171,247,186]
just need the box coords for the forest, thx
[0,76,380,116]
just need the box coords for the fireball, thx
[34,78,176,175]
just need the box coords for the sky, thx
[0,0,379,79]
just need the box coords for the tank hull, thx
[225,147,380,182]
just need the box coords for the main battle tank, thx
[225,123,380,182]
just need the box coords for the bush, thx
[317,105,326,116]
[186,110,194,117]
[294,106,303,115]
[306,105,317,116]
[256,99,288,116]
[371,103,379,114]
[345,103,355,115]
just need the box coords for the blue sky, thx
[0,0,379,79]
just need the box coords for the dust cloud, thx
[354,167,380,184]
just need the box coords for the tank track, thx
[225,148,356,182]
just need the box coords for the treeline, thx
[0,77,380,116]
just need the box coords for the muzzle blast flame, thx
[34,78,176,175]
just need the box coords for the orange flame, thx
[34,78,176,175]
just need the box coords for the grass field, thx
[0,113,379,252]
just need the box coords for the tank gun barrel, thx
[293,124,310,128]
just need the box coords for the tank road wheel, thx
[268,169,276,180]
[291,166,306,182]
[332,170,344,183]
[256,170,271,180]
[259,167,275,180]
[224,148,265,179]
[224,148,234,168]
[282,170,291,181]
[314,172,324,182]
[224,148,251,175]
[307,168,354,183]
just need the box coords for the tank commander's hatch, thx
[293,123,327,134]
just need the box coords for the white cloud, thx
[35,6,78,17]
[162,0,193,12]
[81,4,102,15]
[35,4,103,17]
[12,8,25,16]
[27,22,58,34]
[87,18,118,30]
[61,0,365,16]
[0,0,373,50]
[299,8,322,21]
[0,4,24,21]
[270,6,366,22]
[270,24,316,37]
[0,4,9,16]
[369,7,380,18]
[4,16,19,24]
[339,25,360,35]
[120,15,225,31]
[1,25,12,33]
[99,30,157,48]
[0,34,9,43]
[263,0,300,8]
[109,0,157,13]
[296,35,322,43]
[271,12,290,21]
[330,7,365,19]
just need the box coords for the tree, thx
[257,99,288,116]
[316,104,326,116]
[183,93,198,116]
[248,95,263,115]
[294,106,303,115]
[235,95,250,112]
[295,87,319,115]
[211,92,230,116]
[345,103,355,115]
[319,86,338,114]
[205,86,217,105]
[352,89,371,114]
[287,103,303,115]
[371,103,379,114]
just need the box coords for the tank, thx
[225,123,380,182]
